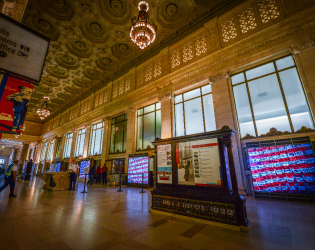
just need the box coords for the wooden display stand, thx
[151,126,250,231]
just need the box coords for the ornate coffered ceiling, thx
[21,0,242,122]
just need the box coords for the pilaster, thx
[125,108,136,172]
[101,117,110,165]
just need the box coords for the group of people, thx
[68,161,108,190]
[87,164,108,186]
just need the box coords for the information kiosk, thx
[151,126,250,231]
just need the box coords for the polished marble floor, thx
[0,176,315,250]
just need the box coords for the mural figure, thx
[6,86,32,132]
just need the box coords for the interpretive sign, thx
[157,144,172,184]
[0,13,50,83]
[0,75,34,134]
[177,138,222,187]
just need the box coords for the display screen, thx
[80,161,90,178]
[128,157,149,184]
[55,162,61,172]
[249,143,315,194]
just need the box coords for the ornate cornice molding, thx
[291,39,315,54]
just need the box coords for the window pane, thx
[110,125,115,153]
[202,84,212,95]
[248,74,291,135]
[175,95,183,104]
[183,88,201,101]
[175,103,185,136]
[276,56,294,71]
[137,116,143,150]
[123,121,127,152]
[138,108,143,115]
[116,115,125,123]
[231,73,245,85]
[233,84,256,137]
[156,110,161,139]
[184,97,204,135]
[279,68,314,131]
[90,131,96,155]
[156,102,161,110]
[94,129,102,155]
[246,62,275,80]
[144,104,155,114]
[143,112,155,149]
[203,94,216,132]
[114,122,124,153]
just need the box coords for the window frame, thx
[110,114,128,154]
[174,84,215,137]
[75,128,86,158]
[46,140,54,161]
[136,103,161,151]
[231,54,314,138]
[40,142,48,162]
[63,132,73,159]
[89,122,104,156]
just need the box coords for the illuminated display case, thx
[128,154,149,186]
[79,160,90,178]
[55,162,61,172]
[245,137,315,196]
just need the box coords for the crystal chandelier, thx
[36,80,51,120]
[36,96,50,120]
[129,1,157,49]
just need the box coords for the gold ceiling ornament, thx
[129,1,157,49]
[36,80,51,120]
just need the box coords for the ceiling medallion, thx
[129,1,157,49]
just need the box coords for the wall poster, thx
[0,75,34,134]
[157,144,172,184]
[177,138,222,187]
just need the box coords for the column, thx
[83,124,91,158]
[18,143,29,174]
[70,129,77,160]
[125,108,136,172]
[210,73,246,193]
[101,117,110,165]
[159,91,173,139]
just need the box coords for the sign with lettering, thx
[157,144,172,184]
[0,13,50,83]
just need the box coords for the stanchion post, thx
[140,172,146,193]
[117,172,123,192]
[81,173,87,193]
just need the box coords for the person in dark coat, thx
[87,166,95,185]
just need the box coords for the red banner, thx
[0,75,34,134]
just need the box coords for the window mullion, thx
[200,89,206,132]
[182,94,187,135]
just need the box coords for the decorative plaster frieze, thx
[208,71,228,84]
[291,39,315,54]
[158,92,174,102]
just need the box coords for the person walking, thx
[102,163,108,185]
[87,166,95,185]
[0,159,19,197]
[68,160,79,190]
[96,165,102,184]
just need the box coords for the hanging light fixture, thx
[36,80,51,120]
[129,1,157,49]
